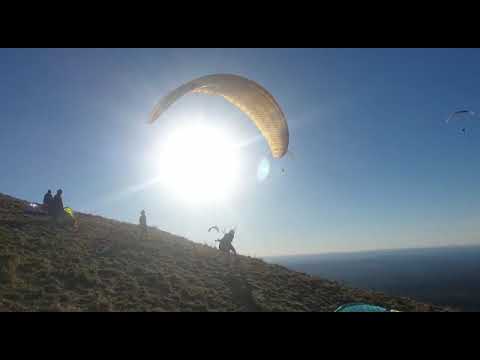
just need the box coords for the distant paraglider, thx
[446,110,476,123]
[208,225,220,233]
[446,110,477,135]
[149,74,289,159]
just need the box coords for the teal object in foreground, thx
[335,303,390,312]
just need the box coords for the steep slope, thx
[0,193,451,312]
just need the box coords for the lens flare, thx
[257,157,271,182]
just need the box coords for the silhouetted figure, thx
[43,190,53,214]
[216,229,237,255]
[52,189,64,222]
[139,210,147,240]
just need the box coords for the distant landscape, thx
[266,245,480,311]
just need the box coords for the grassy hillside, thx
[0,193,451,312]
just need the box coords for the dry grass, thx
[0,193,452,312]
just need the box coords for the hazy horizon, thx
[2,48,480,257]
[264,242,480,259]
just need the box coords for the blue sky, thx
[1,48,480,256]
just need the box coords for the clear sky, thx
[1,48,480,257]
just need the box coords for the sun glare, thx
[157,124,241,206]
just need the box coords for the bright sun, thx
[157,125,241,206]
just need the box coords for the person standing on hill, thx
[43,190,53,214]
[52,189,64,222]
[139,210,148,240]
[216,229,237,255]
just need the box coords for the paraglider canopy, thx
[335,303,398,312]
[24,202,48,216]
[446,110,476,123]
[149,74,289,159]
[208,225,220,233]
